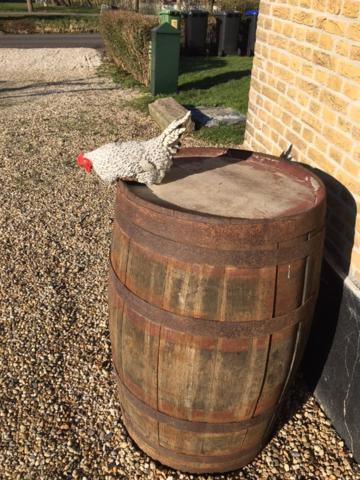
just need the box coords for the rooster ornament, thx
[76,112,191,186]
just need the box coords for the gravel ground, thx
[0,67,360,480]
[0,48,102,81]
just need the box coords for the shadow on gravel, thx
[272,373,311,432]
[274,166,357,459]
[0,79,91,93]
[0,77,119,99]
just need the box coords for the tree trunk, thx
[26,0,33,13]
[134,0,139,12]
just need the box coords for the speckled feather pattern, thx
[85,112,191,186]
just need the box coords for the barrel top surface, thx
[127,148,324,220]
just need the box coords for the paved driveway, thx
[0,33,103,48]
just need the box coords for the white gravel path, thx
[0,48,359,479]
[0,47,102,81]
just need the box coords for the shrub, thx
[216,0,260,14]
[0,18,37,34]
[99,11,158,86]
[0,15,99,34]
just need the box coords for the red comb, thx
[76,152,92,173]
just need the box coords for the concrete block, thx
[149,97,194,132]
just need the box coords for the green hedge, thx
[0,15,99,34]
[99,11,157,86]
[216,0,259,13]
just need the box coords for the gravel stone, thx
[0,70,359,479]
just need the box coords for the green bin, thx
[159,9,182,31]
[150,23,180,95]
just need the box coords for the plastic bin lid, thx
[160,8,182,16]
[215,10,241,17]
[188,9,209,16]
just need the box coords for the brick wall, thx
[244,0,360,286]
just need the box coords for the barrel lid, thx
[127,148,324,220]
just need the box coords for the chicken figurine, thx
[76,111,191,186]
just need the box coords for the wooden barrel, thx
[108,147,326,473]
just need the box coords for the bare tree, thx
[26,0,33,12]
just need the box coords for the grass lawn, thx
[101,56,253,145]
[0,2,99,14]
[177,56,252,145]
[177,56,252,113]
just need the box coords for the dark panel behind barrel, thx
[108,148,326,473]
